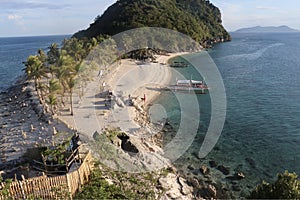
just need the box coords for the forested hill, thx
[73,0,231,45]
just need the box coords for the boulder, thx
[236,172,245,180]
[187,165,195,170]
[178,177,193,195]
[199,165,209,175]
[187,177,201,189]
[209,160,218,168]
[217,165,230,175]
[207,184,217,198]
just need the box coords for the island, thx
[235,25,300,33]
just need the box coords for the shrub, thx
[249,171,300,199]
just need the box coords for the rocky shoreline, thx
[0,76,73,176]
[0,61,247,199]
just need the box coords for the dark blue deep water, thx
[154,32,300,195]
[0,35,69,91]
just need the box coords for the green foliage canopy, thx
[249,171,300,199]
[73,0,231,44]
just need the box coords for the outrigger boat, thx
[170,61,188,68]
[168,78,209,94]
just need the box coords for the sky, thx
[0,0,300,37]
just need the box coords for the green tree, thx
[23,55,48,95]
[249,171,300,199]
[66,76,76,115]
[47,43,60,65]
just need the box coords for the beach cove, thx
[0,45,210,198]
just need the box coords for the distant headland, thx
[235,25,300,33]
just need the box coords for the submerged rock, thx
[209,160,218,168]
[245,158,256,169]
[217,165,230,175]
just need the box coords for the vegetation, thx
[23,37,108,116]
[73,0,231,45]
[249,171,300,199]
[74,162,171,199]
[42,140,71,165]
[23,1,231,116]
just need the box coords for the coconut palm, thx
[66,76,76,115]
[47,43,60,65]
[46,78,61,114]
[23,55,48,95]
[47,94,58,115]
[37,49,47,64]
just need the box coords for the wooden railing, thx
[0,151,93,200]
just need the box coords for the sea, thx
[1,33,300,196]
[153,32,300,196]
[0,35,69,91]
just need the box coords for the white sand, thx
[59,53,187,138]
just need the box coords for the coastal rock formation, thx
[217,165,230,175]
[159,173,194,199]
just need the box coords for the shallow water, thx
[153,32,300,195]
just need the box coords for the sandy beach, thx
[59,52,187,137]
[53,52,190,172]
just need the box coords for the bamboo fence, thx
[0,151,93,200]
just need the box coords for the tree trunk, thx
[70,90,73,116]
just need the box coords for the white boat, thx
[167,79,209,94]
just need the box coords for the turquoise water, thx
[0,35,69,91]
[154,33,300,194]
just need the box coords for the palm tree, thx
[47,78,61,114]
[37,49,47,64]
[66,76,76,115]
[47,43,60,65]
[48,78,61,94]
[47,94,58,115]
[23,55,48,96]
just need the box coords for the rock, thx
[200,165,209,175]
[53,127,57,135]
[21,130,27,139]
[187,165,195,170]
[236,172,245,180]
[209,160,218,168]
[207,184,217,198]
[30,124,36,132]
[232,185,241,192]
[178,177,193,195]
[217,165,230,175]
[187,177,201,189]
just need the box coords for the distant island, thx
[235,25,300,33]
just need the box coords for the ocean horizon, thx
[0,35,70,91]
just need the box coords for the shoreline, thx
[0,75,74,168]
[0,51,218,198]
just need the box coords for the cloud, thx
[1,0,71,10]
[7,14,22,20]
[7,14,26,31]
[256,6,278,10]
